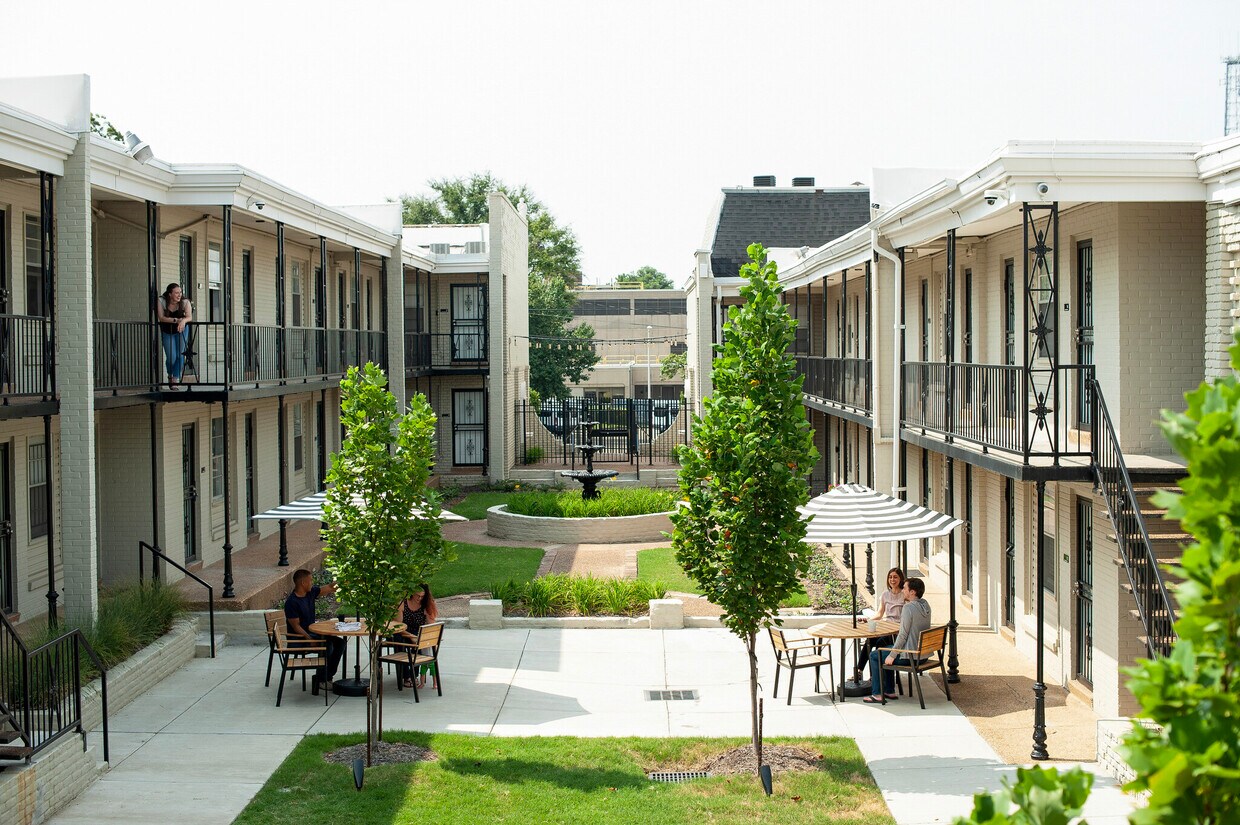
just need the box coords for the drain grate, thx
[648,771,711,783]
[645,689,699,701]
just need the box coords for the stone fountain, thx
[560,420,619,499]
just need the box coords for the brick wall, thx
[1205,202,1240,378]
[96,406,155,585]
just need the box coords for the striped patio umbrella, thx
[252,490,466,522]
[799,483,962,545]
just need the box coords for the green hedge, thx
[506,487,676,518]
[490,575,666,617]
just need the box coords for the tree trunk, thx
[747,631,762,767]
[366,630,379,766]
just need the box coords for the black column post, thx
[222,398,234,598]
[43,413,58,624]
[277,394,288,566]
[276,221,286,382]
[148,201,160,389]
[223,206,233,388]
[946,455,960,682]
[380,256,389,374]
[898,249,908,571]
[353,247,362,367]
[1032,479,1049,760]
[318,388,328,491]
[945,229,955,443]
[41,173,56,400]
[221,205,235,599]
[318,237,328,374]
[149,403,160,572]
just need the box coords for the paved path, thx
[48,629,1136,825]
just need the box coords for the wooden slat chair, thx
[880,625,951,710]
[272,623,329,707]
[379,622,444,703]
[769,627,834,705]
[263,610,285,688]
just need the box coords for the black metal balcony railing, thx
[92,320,386,393]
[902,361,1093,458]
[795,356,871,413]
[405,332,489,372]
[0,314,53,400]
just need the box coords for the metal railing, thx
[902,362,1093,458]
[1089,379,1177,658]
[405,331,489,372]
[516,397,687,466]
[795,356,870,413]
[94,319,156,392]
[139,541,214,658]
[0,314,53,400]
[0,611,109,764]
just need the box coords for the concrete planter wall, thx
[485,504,673,544]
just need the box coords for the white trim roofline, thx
[0,101,77,176]
[1197,133,1240,205]
[778,224,874,290]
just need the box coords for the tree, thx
[398,173,597,396]
[660,351,686,380]
[670,243,818,769]
[323,363,451,766]
[616,265,674,290]
[90,113,123,143]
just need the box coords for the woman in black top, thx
[155,283,192,389]
[395,583,438,688]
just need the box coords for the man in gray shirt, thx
[864,577,931,702]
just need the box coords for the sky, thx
[2,1,1238,285]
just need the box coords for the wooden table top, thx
[807,617,901,640]
[307,618,405,637]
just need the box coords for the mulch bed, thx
[698,744,824,776]
[323,741,437,766]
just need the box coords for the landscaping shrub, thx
[523,445,545,464]
[506,487,676,518]
[489,575,667,617]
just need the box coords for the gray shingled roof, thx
[710,189,871,278]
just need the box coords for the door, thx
[1003,477,1015,629]
[452,389,486,466]
[450,284,487,361]
[182,425,199,564]
[1076,242,1094,427]
[241,249,256,378]
[0,444,13,614]
[1074,499,1094,685]
[315,400,325,491]
[245,413,256,534]
[1003,260,1016,416]
[0,208,8,313]
[963,268,973,398]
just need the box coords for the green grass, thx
[636,547,810,607]
[507,488,676,518]
[234,732,893,825]
[448,492,518,521]
[490,575,665,617]
[428,543,544,597]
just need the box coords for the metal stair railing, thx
[1089,377,1177,658]
[139,541,215,658]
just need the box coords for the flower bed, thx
[490,575,666,617]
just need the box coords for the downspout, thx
[872,229,902,495]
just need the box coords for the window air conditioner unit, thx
[465,241,487,254]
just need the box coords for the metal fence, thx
[515,397,689,466]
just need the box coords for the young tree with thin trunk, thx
[323,363,450,767]
[671,243,817,769]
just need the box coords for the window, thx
[179,236,194,301]
[633,298,686,315]
[574,299,630,316]
[208,242,223,322]
[1040,533,1056,596]
[291,261,303,327]
[211,417,224,499]
[241,249,253,324]
[293,406,304,472]
[919,279,930,362]
[28,442,48,539]
[25,215,45,316]
[366,281,373,331]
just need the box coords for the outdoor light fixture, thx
[123,131,153,164]
[353,758,365,790]
[759,764,773,796]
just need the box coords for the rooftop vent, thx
[752,175,776,187]
[792,177,815,187]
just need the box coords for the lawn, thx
[637,548,810,608]
[234,732,893,825]
[447,491,516,521]
[429,543,543,597]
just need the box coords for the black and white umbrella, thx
[798,483,963,545]
[252,491,466,522]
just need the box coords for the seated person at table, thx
[854,567,907,681]
[394,583,439,689]
[863,577,930,703]
[284,569,346,691]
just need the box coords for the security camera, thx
[253,200,266,211]
[982,189,1005,206]
[1036,182,1050,197]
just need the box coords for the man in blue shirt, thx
[283,568,345,691]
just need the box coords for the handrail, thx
[1089,378,1177,658]
[139,541,215,658]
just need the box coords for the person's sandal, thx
[862,696,884,704]
[402,679,414,689]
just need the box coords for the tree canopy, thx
[616,265,674,290]
[399,173,597,397]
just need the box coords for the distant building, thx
[568,285,687,400]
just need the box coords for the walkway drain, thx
[645,689,699,701]
[648,771,711,783]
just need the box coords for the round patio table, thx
[308,618,405,697]
[807,618,901,702]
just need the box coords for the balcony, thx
[93,320,386,395]
[405,331,489,375]
[795,356,871,415]
[901,361,1093,461]
[0,314,54,406]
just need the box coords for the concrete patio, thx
[48,628,1138,825]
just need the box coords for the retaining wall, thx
[485,505,673,543]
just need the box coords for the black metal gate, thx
[1003,477,1015,629]
[1074,499,1094,685]
[1076,242,1094,427]
[517,397,687,467]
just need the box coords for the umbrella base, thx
[842,678,872,698]
[332,677,370,697]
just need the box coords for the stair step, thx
[0,744,33,761]
[195,632,227,658]
[0,729,23,744]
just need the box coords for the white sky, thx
[3,1,1238,284]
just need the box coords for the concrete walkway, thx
[48,629,1137,825]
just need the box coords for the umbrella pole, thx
[849,543,857,628]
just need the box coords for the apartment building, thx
[567,285,687,401]
[0,75,529,625]
[718,137,1239,750]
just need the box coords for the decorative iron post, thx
[380,256,388,373]
[221,205,235,599]
[43,413,57,625]
[897,248,908,571]
[945,229,955,443]
[149,402,159,578]
[148,201,160,389]
[1023,203,1060,461]
[1032,478,1049,760]
[946,455,959,682]
[277,394,288,566]
[318,237,328,374]
[276,221,286,381]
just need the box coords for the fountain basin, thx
[485,504,674,544]
[560,468,620,499]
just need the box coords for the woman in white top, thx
[855,567,907,681]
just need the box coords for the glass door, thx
[182,425,199,563]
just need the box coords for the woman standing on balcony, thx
[157,283,192,389]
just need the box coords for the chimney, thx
[792,177,815,187]
[752,175,776,187]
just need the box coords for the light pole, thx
[646,325,653,403]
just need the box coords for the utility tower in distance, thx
[1227,56,1240,136]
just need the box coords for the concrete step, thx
[195,631,228,658]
